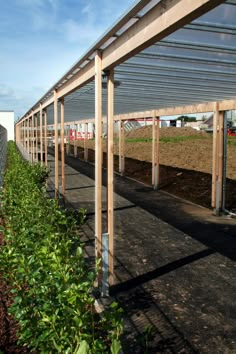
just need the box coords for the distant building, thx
[0,111,14,140]
[185,121,204,130]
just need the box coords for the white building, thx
[0,111,15,141]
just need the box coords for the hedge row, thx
[0,142,122,354]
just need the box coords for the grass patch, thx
[228,137,236,147]
[125,138,152,143]
[117,135,208,144]
[160,135,207,143]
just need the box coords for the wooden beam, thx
[54,90,59,198]
[219,99,236,112]
[60,98,65,199]
[107,69,114,286]
[58,61,94,99]
[44,109,48,167]
[42,96,54,111]
[115,102,216,121]
[40,104,43,165]
[21,96,236,132]
[102,0,224,69]
[95,51,103,261]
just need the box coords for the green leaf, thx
[75,340,89,354]
[111,339,122,354]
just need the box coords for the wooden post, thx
[21,122,23,146]
[32,114,35,162]
[84,123,88,161]
[31,116,34,159]
[35,115,38,162]
[152,113,160,190]
[27,117,30,155]
[119,119,125,175]
[66,125,70,155]
[30,115,33,162]
[25,120,28,149]
[212,103,219,210]
[73,122,76,157]
[15,124,18,144]
[25,119,27,152]
[40,104,43,165]
[95,51,103,261]
[44,109,48,167]
[60,98,65,198]
[28,118,31,158]
[22,123,23,145]
[54,90,59,198]
[107,69,114,286]
[24,120,27,149]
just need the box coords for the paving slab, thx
[47,154,236,354]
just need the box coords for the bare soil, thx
[74,126,236,211]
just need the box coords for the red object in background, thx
[69,129,92,140]
[227,128,236,136]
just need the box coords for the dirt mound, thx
[75,125,236,180]
[125,126,209,139]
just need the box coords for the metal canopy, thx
[20,0,236,124]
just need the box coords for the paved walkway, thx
[47,154,236,354]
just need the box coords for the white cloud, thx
[0,85,15,99]
[16,0,58,31]
[82,2,92,15]
[0,0,135,118]
[0,84,47,119]
[62,19,103,44]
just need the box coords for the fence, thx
[0,125,7,186]
[16,141,31,162]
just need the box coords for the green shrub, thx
[0,142,122,353]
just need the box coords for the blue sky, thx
[0,0,134,120]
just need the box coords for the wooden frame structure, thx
[15,0,236,290]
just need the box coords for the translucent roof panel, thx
[41,0,236,122]
[111,0,236,114]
